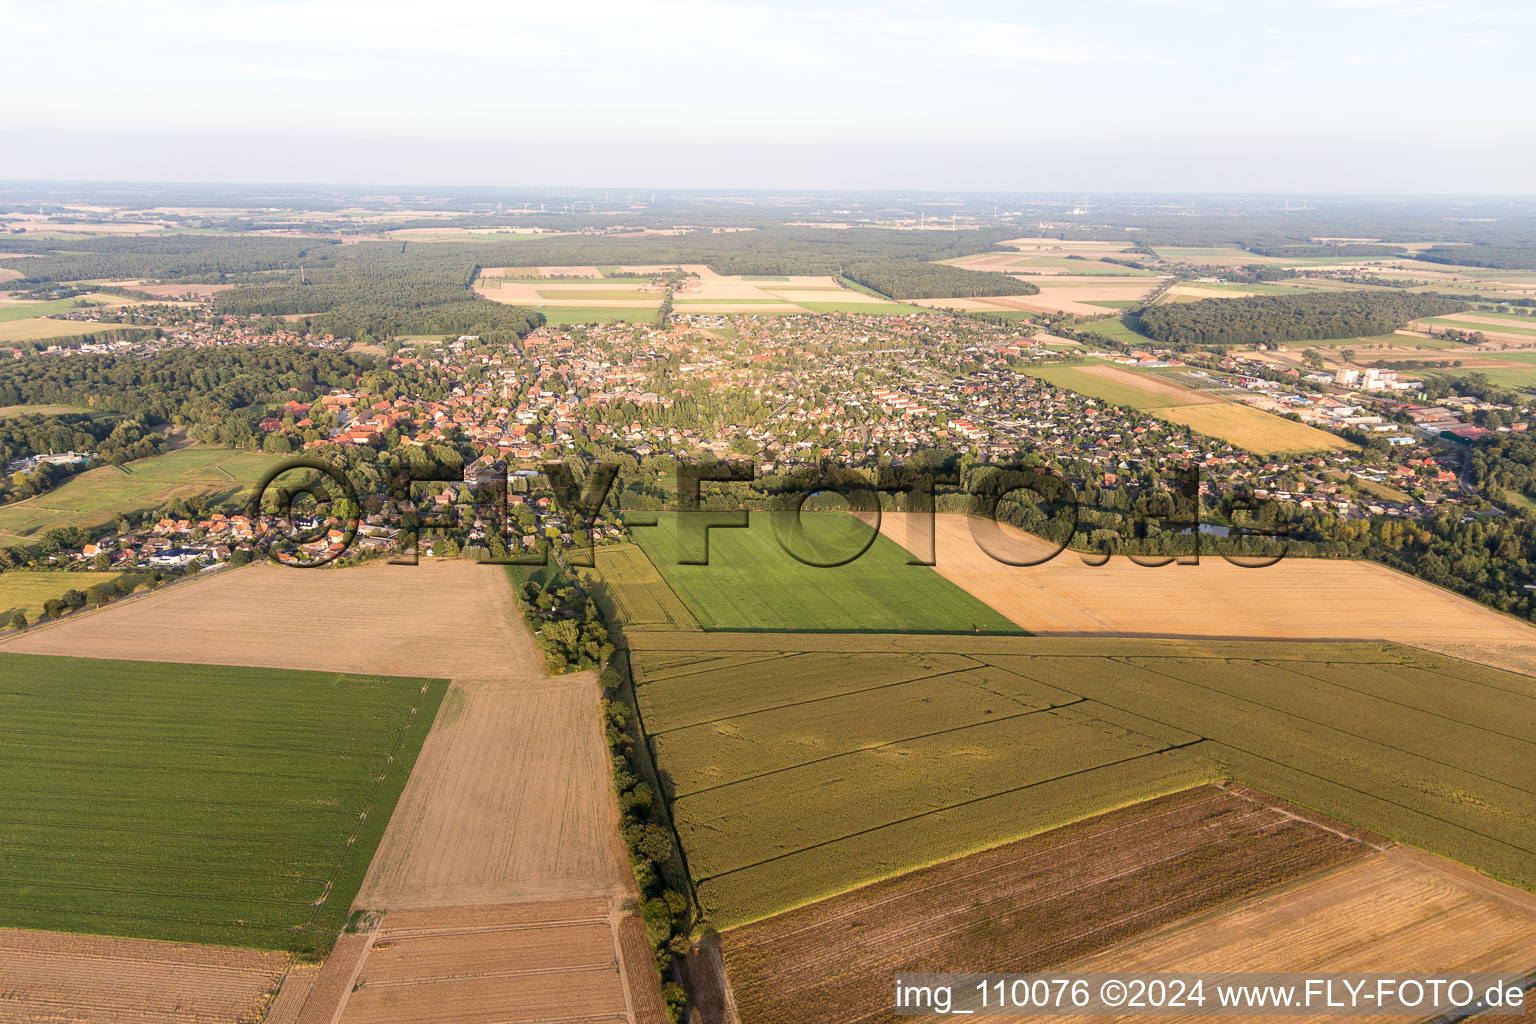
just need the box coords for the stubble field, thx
[881,513,1532,643]
[0,927,291,1024]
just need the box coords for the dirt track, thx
[880,513,1536,643]
[2,560,656,1023]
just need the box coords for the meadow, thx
[0,446,282,545]
[626,633,1536,929]
[0,570,124,624]
[622,511,1020,634]
[0,652,444,953]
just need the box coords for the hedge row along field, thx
[624,634,1536,929]
[0,653,445,955]
[622,511,1020,634]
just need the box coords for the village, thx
[13,304,1527,574]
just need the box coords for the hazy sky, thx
[3,0,1532,192]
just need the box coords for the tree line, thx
[1136,292,1469,348]
[839,259,1040,300]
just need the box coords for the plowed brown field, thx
[0,927,288,1024]
[878,513,1536,643]
[1044,848,1536,1024]
[716,785,1377,1024]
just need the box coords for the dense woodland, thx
[840,259,1039,300]
[1136,292,1469,347]
[0,347,377,444]
[0,235,335,283]
[1415,245,1536,270]
[210,245,545,343]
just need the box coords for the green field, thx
[532,304,661,326]
[1420,315,1536,339]
[1011,257,1156,277]
[0,652,445,953]
[1084,315,1157,346]
[799,301,933,315]
[0,570,124,623]
[0,446,284,546]
[626,634,1536,928]
[534,288,652,301]
[624,511,1020,634]
[1426,364,1536,389]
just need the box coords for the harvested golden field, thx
[333,900,637,1024]
[878,513,1536,643]
[1048,848,1536,1024]
[913,276,1163,317]
[716,785,1375,1024]
[0,927,289,1024]
[1155,401,1355,453]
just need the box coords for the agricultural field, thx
[1023,362,1218,410]
[1057,848,1536,1024]
[0,445,282,546]
[1155,402,1354,453]
[626,630,1536,938]
[580,542,700,631]
[1082,315,1158,346]
[715,785,1376,1024]
[333,899,666,1024]
[0,927,291,1024]
[0,291,150,342]
[911,270,1164,318]
[881,513,1536,644]
[476,263,922,321]
[1417,311,1536,341]
[0,569,125,625]
[623,511,1020,633]
[0,651,444,952]
[7,559,650,1024]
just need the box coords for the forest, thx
[839,259,1039,300]
[1415,245,1536,270]
[210,244,545,343]
[0,347,378,445]
[1136,292,1469,347]
[0,235,336,284]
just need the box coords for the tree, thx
[9,609,26,630]
[1340,348,1356,365]
[1302,349,1325,371]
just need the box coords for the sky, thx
[2,0,1532,192]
